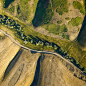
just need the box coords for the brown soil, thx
[37,54,86,86]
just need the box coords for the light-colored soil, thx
[28,0,34,8]
[0,33,40,86]
[0,48,40,86]
[0,31,86,86]
[0,35,20,81]
[37,54,86,86]
[0,26,14,38]
[0,32,4,36]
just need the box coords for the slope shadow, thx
[32,0,54,27]
[4,0,15,8]
[77,15,86,46]
[2,49,23,80]
[30,56,41,86]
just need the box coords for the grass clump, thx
[52,0,68,15]
[60,24,68,32]
[68,17,82,26]
[73,1,85,14]
[65,17,70,20]
[62,34,69,40]
[9,5,15,13]
[57,21,62,24]
[32,0,54,27]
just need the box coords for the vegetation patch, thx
[16,4,20,15]
[73,1,85,14]
[9,5,15,13]
[52,0,68,15]
[62,34,69,40]
[44,24,68,35]
[16,0,30,21]
[83,0,86,14]
[68,17,82,26]
[60,24,68,32]
[20,0,30,10]
[32,0,54,27]
[65,17,70,20]
[57,20,62,24]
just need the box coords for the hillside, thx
[0,33,40,86]
[0,0,85,40]
[0,34,86,86]
[37,54,86,86]
[0,33,20,81]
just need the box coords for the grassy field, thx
[2,0,39,24]
[16,0,30,21]
[43,23,68,39]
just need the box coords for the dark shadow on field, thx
[4,0,15,8]
[30,56,41,86]
[32,0,54,27]
[77,15,86,47]
[2,49,23,80]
